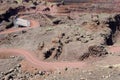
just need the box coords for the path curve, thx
[0,46,119,71]
[107,46,120,53]
[0,48,86,71]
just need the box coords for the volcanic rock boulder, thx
[79,45,108,60]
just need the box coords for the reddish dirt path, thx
[107,46,120,53]
[0,46,119,71]
[0,48,87,71]
[0,47,119,71]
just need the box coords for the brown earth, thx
[0,0,120,80]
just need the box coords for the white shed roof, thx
[14,18,30,27]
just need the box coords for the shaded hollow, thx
[0,6,25,23]
[106,14,120,46]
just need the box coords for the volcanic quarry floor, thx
[0,12,120,80]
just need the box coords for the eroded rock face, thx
[104,14,120,45]
[80,45,108,60]
[0,6,25,31]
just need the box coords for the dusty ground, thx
[0,0,120,80]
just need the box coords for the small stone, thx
[13,34,18,37]
[108,66,113,69]
[105,76,109,79]
[9,56,15,58]
[56,69,61,74]
[1,72,4,75]
[102,75,105,78]
[43,7,50,11]
[65,39,72,44]
[58,72,61,74]
[52,38,60,43]
[61,33,65,37]
[52,19,61,25]
[53,76,56,78]
[38,71,46,75]
[88,72,92,75]
[16,64,21,68]
[80,78,86,80]
[38,41,44,50]
[65,68,68,71]
[22,30,27,33]
[76,37,81,41]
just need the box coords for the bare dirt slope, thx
[0,0,120,80]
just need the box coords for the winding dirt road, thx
[0,19,88,71]
[0,46,119,71]
[0,49,87,71]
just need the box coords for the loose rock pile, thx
[80,45,108,60]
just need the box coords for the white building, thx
[14,18,30,27]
